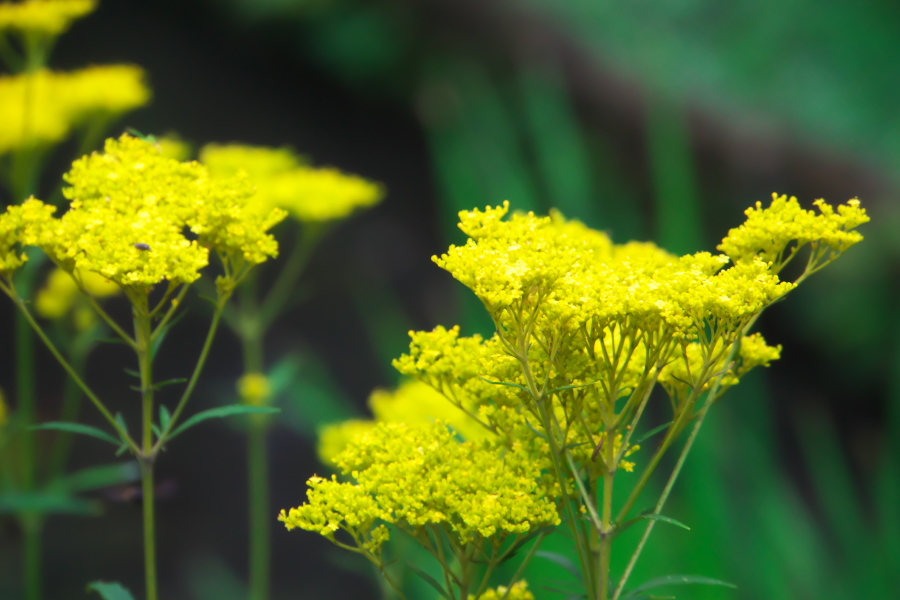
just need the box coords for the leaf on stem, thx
[31,422,121,447]
[86,581,137,600]
[167,405,280,440]
[535,551,583,581]
[407,562,452,600]
[637,512,691,530]
[635,421,673,444]
[621,575,736,599]
[0,491,97,515]
[52,462,140,492]
[480,377,531,393]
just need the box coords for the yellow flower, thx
[0,0,95,37]
[35,266,118,320]
[471,581,534,600]
[200,143,384,223]
[0,66,149,153]
[283,422,560,547]
[237,373,271,406]
[21,134,285,289]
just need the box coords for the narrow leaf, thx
[31,422,120,447]
[122,367,141,379]
[480,377,530,393]
[86,580,137,600]
[524,419,548,441]
[153,377,188,390]
[407,562,451,600]
[499,526,553,563]
[536,551,582,580]
[168,405,280,440]
[54,462,140,492]
[638,513,691,530]
[159,405,172,431]
[0,491,96,515]
[622,575,736,598]
[546,381,597,395]
[636,421,673,443]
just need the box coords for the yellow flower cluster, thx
[0,0,95,37]
[200,143,384,223]
[0,134,284,289]
[280,421,560,549]
[0,66,149,153]
[471,581,534,600]
[396,196,866,477]
[718,193,868,270]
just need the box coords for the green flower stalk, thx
[0,133,284,600]
[282,195,868,600]
[200,142,384,600]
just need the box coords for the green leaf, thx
[122,367,141,379]
[0,491,96,515]
[86,581,137,600]
[168,405,280,440]
[480,377,530,393]
[636,421,673,443]
[637,512,691,531]
[546,381,597,395]
[151,310,187,360]
[153,377,188,391]
[622,575,737,598]
[53,462,140,492]
[159,404,172,431]
[30,422,120,447]
[407,562,451,600]
[536,551,582,580]
[524,419,548,440]
[499,526,553,563]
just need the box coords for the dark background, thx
[2,0,899,598]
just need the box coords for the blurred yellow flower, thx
[200,143,384,223]
[237,373,271,406]
[0,0,95,37]
[0,65,150,153]
[35,266,118,321]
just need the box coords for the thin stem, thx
[151,294,229,453]
[140,459,158,600]
[257,223,325,330]
[134,293,158,600]
[611,400,712,600]
[3,283,138,452]
[248,422,270,600]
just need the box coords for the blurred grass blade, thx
[645,94,703,253]
[516,59,601,226]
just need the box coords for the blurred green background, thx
[2,0,899,598]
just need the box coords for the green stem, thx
[257,224,324,330]
[151,294,228,452]
[140,459,158,600]
[134,293,158,600]
[3,285,137,452]
[248,422,270,600]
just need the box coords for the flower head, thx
[0,66,149,153]
[200,143,384,223]
[0,0,95,37]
